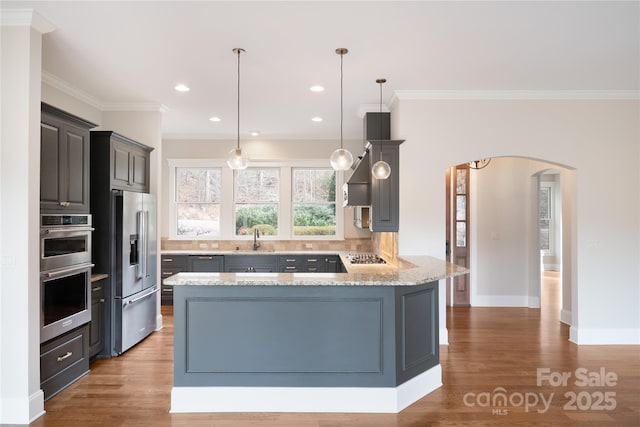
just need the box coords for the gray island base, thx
[166,255,468,413]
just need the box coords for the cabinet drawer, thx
[41,326,88,384]
[278,255,302,272]
[161,255,187,269]
[161,285,174,305]
[161,267,182,283]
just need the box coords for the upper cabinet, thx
[90,131,152,193]
[369,141,402,232]
[40,103,96,213]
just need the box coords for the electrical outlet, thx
[305,243,313,249]
[199,243,207,249]
[210,242,219,249]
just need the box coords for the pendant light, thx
[226,48,249,170]
[371,78,391,180]
[329,48,354,171]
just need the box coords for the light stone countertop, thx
[163,254,468,287]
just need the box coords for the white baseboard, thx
[528,296,540,309]
[0,389,45,424]
[570,326,640,345]
[472,295,529,307]
[155,313,163,331]
[170,365,442,413]
[440,327,449,345]
[560,309,572,325]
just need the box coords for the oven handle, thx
[41,263,94,279]
[41,227,95,235]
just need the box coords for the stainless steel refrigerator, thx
[112,190,158,354]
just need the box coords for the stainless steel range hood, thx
[342,150,371,207]
[343,112,390,207]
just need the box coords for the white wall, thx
[393,98,639,344]
[0,20,48,424]
[161,137,370,240]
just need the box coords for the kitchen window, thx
[292,168,336,236]
[234,168,279,236]
[174,166,222,238]
[168,159,344,240]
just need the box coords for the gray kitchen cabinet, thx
[188,255,224,272]
[369,141,402,232]
[161,255,188,306]
[40,103,96,213]
[322,255,346,273]
[89,277,106,358]
[90,131,151,193]
[278,254,324,272]
[40,324,89,401]
[224,255,277,272]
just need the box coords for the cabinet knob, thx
[59,201,70,207]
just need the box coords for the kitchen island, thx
[165,255,467,413]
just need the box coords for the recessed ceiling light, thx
[311,117,323,122]
[174,84,190,92]
[209,116,221,122]
[249,131,260,137]
[310,85,325,92]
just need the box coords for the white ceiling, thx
[3,1,639,140]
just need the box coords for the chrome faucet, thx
[253,228,260,251]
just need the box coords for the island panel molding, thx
[184,296,384,377]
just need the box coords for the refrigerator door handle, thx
[143,210,149,279]
[137,210,144,280]
[124,286,159,307]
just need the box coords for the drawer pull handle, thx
[285,266,296,270]
[57,351,73,362]
[162,288,174,293]
[92,285,102,292]
[198,256,213,260]
[163,258,174,262]
[162,272,173,276]
[307,258,317,262]
[285,259,296,262]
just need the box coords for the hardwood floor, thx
[31,273,639,426]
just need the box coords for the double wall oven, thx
[40,214,94,343]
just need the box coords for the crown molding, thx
[42,71,104,110]
[101,103,169,113]
[42,71,168,113]
[1,9,56,33]
[390,90,640,104]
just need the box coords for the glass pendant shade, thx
[330,48,353,172]
[372,159,391,179]
[226,147,249,170]
[330,148,353,171]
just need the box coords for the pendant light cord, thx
[340,51,344,150]
[236,48,241,151]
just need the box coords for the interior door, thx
[446,164,470,306]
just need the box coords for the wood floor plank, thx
[30,274,640,426]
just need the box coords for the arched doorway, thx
[445,157,574,327]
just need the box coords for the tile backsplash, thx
[161,238,374,253]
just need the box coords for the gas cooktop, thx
[346,253,387,265]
